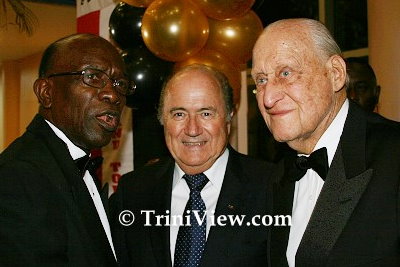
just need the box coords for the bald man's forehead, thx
[51,37,124,72]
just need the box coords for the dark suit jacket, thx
[0,114,117,267]
[270,101,400,267]
[111,147,274,267]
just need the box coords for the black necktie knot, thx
[183,173,209,192]
[286,147,329,182]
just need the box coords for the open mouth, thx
[96,112,120,131]
[182,141,207,146]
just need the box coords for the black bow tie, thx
[74,155,103,178]
[286,147,329,182]
[74,155,109,208]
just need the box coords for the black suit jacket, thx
[0,114,117,267]
[111,147,274,267]
[270,101,400,266]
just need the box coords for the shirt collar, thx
[173,148,229,189]
[45,120,87,160]
[313,99,349,166]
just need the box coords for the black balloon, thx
[122,45,173,109]
[109,2,146,50]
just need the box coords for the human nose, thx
[258,82,285,109]
[184,115,202,137]
[98,79,124,106]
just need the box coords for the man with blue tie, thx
[111,64,274,267]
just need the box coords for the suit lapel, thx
[27,115,117,265]
[201,149,258,265]
[296,147,373,266]
[148,160,174,267]
[296,102,373,266]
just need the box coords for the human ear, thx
[328,55,347,92]
[226,111,234,135]
[33,78,52,108]
[374,85,381,99]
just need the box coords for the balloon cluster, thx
[109,0,263,109]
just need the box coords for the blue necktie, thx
[174,173,209,267]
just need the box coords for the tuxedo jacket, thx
[0,115,117,267]
[270,101,400,267]
[110,147,274,267]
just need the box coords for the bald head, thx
[39,33,124,78]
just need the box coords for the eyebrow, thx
[169,107,186,113]
[168,106,217,113]
[199,107,217,112]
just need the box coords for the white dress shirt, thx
[45,120,116,260]
[170,148,229,264]
[286,100,349,267]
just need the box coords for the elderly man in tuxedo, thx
[252,18,400,266]
[111,64,274,267]
[0,33,135,266]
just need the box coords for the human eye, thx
[200,111,214,119]
[280,69,291,78]
[114,79,129,93]
[201,111,213,118]
[254,74,268,86]
[171,111,186,120]
[85,69,102,80]
[83,68,106,87]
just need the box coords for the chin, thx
[272,131,295,143]
[181,156,208,167]
[86,136,112,150]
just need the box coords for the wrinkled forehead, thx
[164,69,225,108]
[256,23,314,55]
[252,26,315,73]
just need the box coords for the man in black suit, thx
[0,33,135,266]
[111,64,274,266]
[252,18,400,266]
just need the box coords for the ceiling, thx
[0,0,76,62]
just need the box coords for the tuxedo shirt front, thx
[45,119,116,259]
[287,100,349,266]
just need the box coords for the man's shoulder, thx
[0,130,42,167]
[228,147,275,170]
[226,147,277,187]
[365,111,400,140]
[118,157,174,188]
[0,115,53,164]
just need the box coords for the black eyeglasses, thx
[46,67,136,96]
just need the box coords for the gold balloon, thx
[205,10,263,65]
[174,49,242,106]
[141,0,209,62]
[192,0,255,20]
[123,0,155,8]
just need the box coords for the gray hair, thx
[157,64,234,125]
